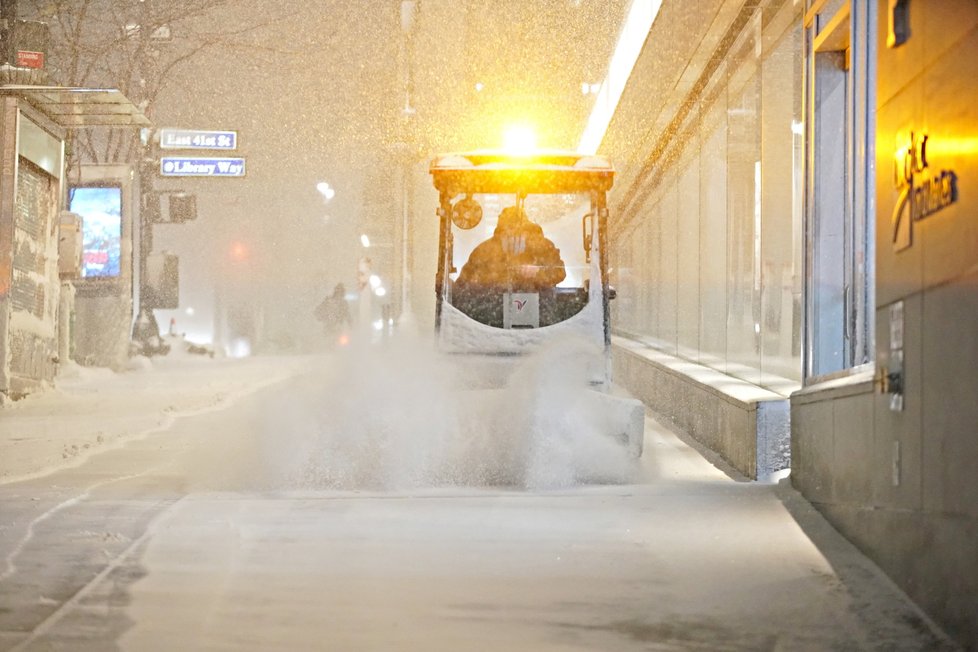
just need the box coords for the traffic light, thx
[229,241,249,263]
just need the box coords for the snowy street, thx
[0,349,956,651]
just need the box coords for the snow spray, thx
[264,330,638,490]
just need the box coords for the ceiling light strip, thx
[577,0,663,155]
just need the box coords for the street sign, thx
[160,157,245,177]
[160,128,237,150]
[16,51,44,69]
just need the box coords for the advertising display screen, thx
[68,185,122,278]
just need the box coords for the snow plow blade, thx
[583,389,645,457]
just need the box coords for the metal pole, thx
[135,0,154,321]
[399,1,417,323]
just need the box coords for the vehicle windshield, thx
[448,192,592,328]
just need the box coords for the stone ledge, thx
[611,337,790,480]
[791,370,876,405]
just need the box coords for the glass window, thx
[448,192,592,328]
[760,18,805,387]
[676,145,701,361]
[699,99,729,367]
[803,0,876,381]
[610,0,803,394]
[726,26,762,384]
[658,174,679,354]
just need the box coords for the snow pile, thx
[265,333,638,490]
[437,297,604,354]
[52,359,119,384]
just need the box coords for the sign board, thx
[16,51,44,69]
[160,128,237,150]
[68,185,123,278]
[161,157,245,177]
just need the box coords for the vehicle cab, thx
[430,149,615,359]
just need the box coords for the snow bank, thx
[0,354,306,485]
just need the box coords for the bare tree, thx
[22,0,306,170]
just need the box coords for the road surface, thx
[0,357,957,651]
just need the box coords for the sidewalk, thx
[0,347,311,485]
[0,343,959,649]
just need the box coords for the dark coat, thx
[456,218,565,291]
[315,285,351,333]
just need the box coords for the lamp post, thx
[394,0,418,326]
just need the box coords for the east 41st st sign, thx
[160,128,237,150]
[161,157,246,177]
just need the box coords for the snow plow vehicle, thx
[429,149,644,457]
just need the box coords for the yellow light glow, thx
[926,137,978,157]
[502,125,538,155]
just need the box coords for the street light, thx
[316,181,335,201]
[503,125,537,155]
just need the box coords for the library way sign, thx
[159,128,245,177]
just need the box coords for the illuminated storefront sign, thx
[892,132,958,251]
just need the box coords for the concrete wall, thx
[614,338,790,480]
[791,3,978,648]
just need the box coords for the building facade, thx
[0,97,65,398]
[598,0,976,646]
[600,0,802,480]
[0,85,147,399]
[792,1,978,647]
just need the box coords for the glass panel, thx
[726,34,761,385]
[18,114,62,179]
[658,175,679,354]
[613,226,636,332]
[760,22,804,387]
[676,144,701,361]
[621,221,645,335]
[802,1,877,383]
[608,2,806,393]
[699,96,729,370]
[809,48,849,377]
[641,196,659,338]
[850,0,875,367]
[449,192,590,328]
